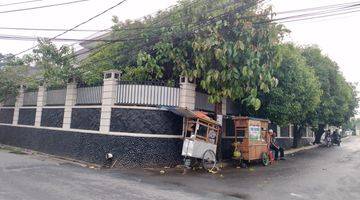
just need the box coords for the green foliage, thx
[79,0,286,109]
[0,65,30,102]
[301,46,359,127]
[28,39,79,88]
[343,118,360,131]
[261,44,322,126]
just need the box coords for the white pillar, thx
[34,85,45,127]
[63,81,77,130]
[100,70,120,133]
[221,98,227,115]
[12,85,25,125]
[179,76,196,110]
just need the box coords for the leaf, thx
[235,40,245,51]
[242,66,248,76]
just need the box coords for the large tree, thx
[243,44,322,147]
[301,46,359,143]
[80,0,286,110]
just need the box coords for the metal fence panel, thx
[3,95,16,107]
[116,84,179,107]
[46,89,66,105]
[195,92,215,112]
[23,91,38,106]
[76,86,103,105]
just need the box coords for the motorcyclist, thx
[331,129,341,145]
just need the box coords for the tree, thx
[80,0,286,109]
[28,39,79,88]
[0,64,33,102]
[301,46,359,143]
[249,44,322,147]
[343,118,360,132]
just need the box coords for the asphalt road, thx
[1,136,360,200]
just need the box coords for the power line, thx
[3,0,360,44]
[273,3,360,22]
[0,0,43,7]
[276,0,360,15]
[76,0,263,63]
[0,26,109,32]
[4,0,360,62]
[77,0,360,65]
[2,1,359,33]
[0,34,125,42]
[2,0,128,61]
[279,8,360,24]
[0,0,91,14]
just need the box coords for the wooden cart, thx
[232,116,272,166]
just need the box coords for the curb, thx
[0,144,101,169]
[284,144,319,155]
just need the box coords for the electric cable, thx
[0,0,92,14]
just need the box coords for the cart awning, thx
[161,106,221,126]
[161,107,197,118]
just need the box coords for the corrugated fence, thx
[23,91,38,106]
[76,86,103,105]
[116,83,180,107]
[46,89,66,105]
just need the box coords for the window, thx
[280,125,290,137]
[197,124,208,137]
[105,73,112,79]
[301,127,307,137]
[235,129,245,138]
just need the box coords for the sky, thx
[0,0,359,115]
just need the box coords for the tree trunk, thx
[292,125,302,148]
[314,124,326,144]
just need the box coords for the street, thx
[1,137,360,200]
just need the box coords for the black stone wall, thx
[110,108,183,135]
[41,108,64,128]
[0,109,14,124]
[0,125,183,167]
[18,108,36,126]
[71,108,100,131]
[276,137,313,150]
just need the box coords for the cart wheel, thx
[202,149,217,171]
[261,152,270,166]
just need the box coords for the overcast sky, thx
[0,0,359,115]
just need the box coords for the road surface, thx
[1,136,360,200]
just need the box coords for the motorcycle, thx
[331,134,341,146]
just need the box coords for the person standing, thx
[268,129,285,160]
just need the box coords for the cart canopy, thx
[162,107,220,126]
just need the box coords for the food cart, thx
[232,116,272,166]
[173,109,221,171]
